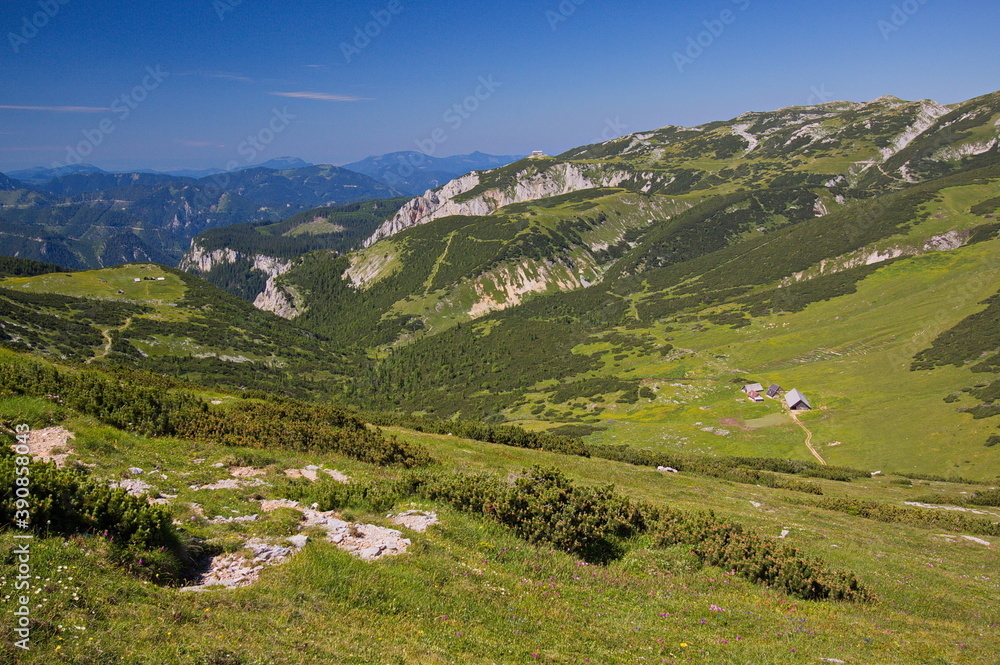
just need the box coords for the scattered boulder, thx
[389,510,439,533]
[336,523,410,561]
[209,514,259,524]
[287,535,309,549]
[284,466,350,483]
[260,499,413,561]
[110,478,153,496]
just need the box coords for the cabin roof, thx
[785,388,811,409]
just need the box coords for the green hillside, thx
[0,263,357,398]
[343,169,1000,476]
[0,351,997,663]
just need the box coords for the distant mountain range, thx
[4,152,521,194]
[0,152,522,268]
[0,163,400,269]
[5,157,315,185]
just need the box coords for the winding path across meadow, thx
[788,408,826,465]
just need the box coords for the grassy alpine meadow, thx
[1,371,998,664]
[515,230,1000,479]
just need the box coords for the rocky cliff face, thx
[179,242,291,277]
[465,256,597,319]
[179,241,298,317]
[252,278,302,319]
[363,162,640,247]
[363,173,483,247]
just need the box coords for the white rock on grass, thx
[284,466,350,483]
[110,478,153,496]
[260,500,413,561]
[181,538,297,591]
[209,514,259,524]
[389,510,440,533]
[287,535,309,549]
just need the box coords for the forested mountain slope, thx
[224,92,1000,477]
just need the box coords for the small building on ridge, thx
[785,389,812,411]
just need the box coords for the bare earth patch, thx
[15,426,75,467]
[719,417,750,432]
[229,466,267,478]
[284,468,316,481]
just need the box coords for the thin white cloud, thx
[179,71,254,83]
[0,105,110,112]
[268,91,370,102]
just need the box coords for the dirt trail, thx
[423,232,455,296]
[788,409,826,465]
[87,316,132,364]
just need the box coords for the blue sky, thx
[0,0,997,172]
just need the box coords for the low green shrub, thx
[0,449,188,582]
[361,409,588,456]
[965,488,1000,507]
[417,466,649,564]
[0,358,433,468]
[654,511,869,602]
[410,466,868,601]
[804,497,1000,536]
